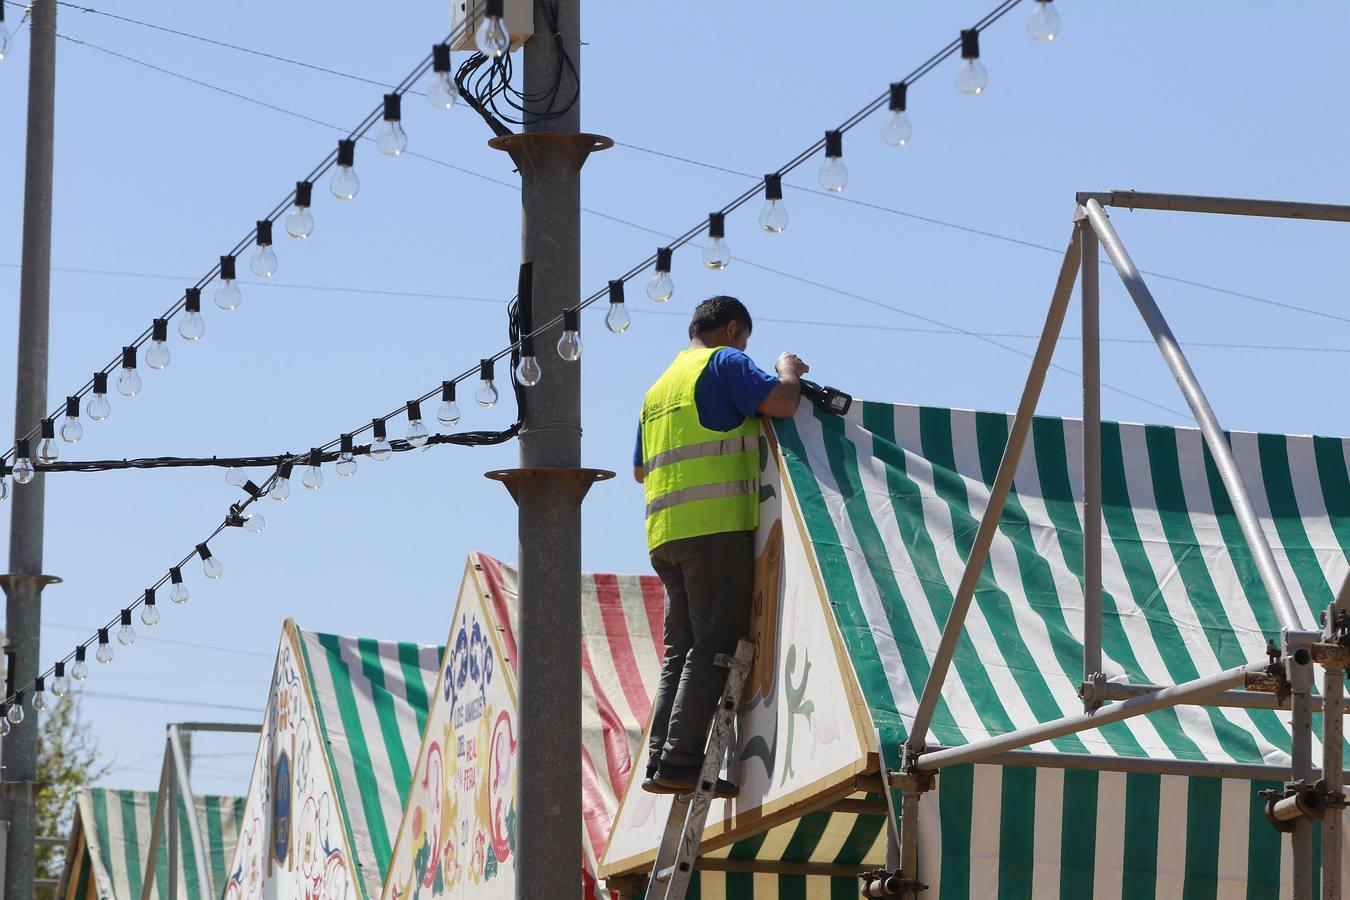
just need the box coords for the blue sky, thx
[1,0,1347,795]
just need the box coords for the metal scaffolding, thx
[891,191,1350,900]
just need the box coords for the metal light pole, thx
[484,2,612,896]
[3,2,59,898]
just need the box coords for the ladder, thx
[645,639,756,900]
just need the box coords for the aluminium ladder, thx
[645,639,756,900]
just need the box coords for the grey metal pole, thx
[905,227,1082,753]
[168,725,213,897]
[1076,190,1350,223]
[1081,199,1304,634]
[3,3,57,898]
[1322,661,1343,899]
[1080,220,1102,706]
[167,746,179,900]
[1088,680,1336,712]
[1289,639,1315,899]
[913,660,1266,772]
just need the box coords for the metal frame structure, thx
[889,191,1350,900]
[137,721,261,900]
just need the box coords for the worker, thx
[634,295,808,795]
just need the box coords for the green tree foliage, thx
[35,695,108,898]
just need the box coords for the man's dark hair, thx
[688,295,753,339]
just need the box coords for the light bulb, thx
[0,20,9,62]
[13,441,34,484]
[214,279,241,310]
[427,73,457,109]
[243,513,265,534]
[331,138,359,199]
[60,397,83,443]
[32,680,48,712]
[516,353,542,386]
[37,419,58,463]
[475,12,510,58]
[334,434,357,477]
[117,366,142,397]
[8,702,24,725]
[0,476,8,502]
[378,121,407,156]
[203,556,224,580]
[250,244,278,278]
[169,567,189,604]
[438,381,462,427]
[702,237,731,270]
[882,110,913,147]
[1027,0,1060,41]
[956,30,989,95]
[1,716,9,736]
[286,180,315,238]
[226,467,248,487]
[88,375,112,420]
[558,308,582,361]
[759,199,788,233]
[141,603,160,627]
[303,463,323,491]
[271,471,291,500]
[96,634,114,664]
[475,381,498,408]
[179,288,206,341]
[605,301,631,333]
[818,130,847,192]
[71,649,89,681]
[118,609,136,646]
[51,666,70,699]
[146,339,171,370]
[370,420,392,461]
[405,401,430,447]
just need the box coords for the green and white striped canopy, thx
[295,627,443,900]
[772,400,1350,895]
[59,787,244,900]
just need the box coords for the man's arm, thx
[757,353,809,419]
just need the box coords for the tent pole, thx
[168,724,216,899]
[139,743,172,900]
[899,790,920,899]
[1080,215,1102,709]
[905,225,1082,756]
[913,660,1266,772]
[1287,631,1315,900]
[1080,199,1303,634]
[1086,681,1335,712]
[902,745,1342,783]
[1322,657,1343,899]
[167,736,179,900]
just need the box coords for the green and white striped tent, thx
[222,621,441,900]
[605,401,1350,897]
[58,787,245,900]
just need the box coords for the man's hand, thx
[776,353,809,379]
[759,352,809,418]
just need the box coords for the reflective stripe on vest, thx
[641,347,761,551]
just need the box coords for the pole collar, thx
[484,466,614,505]
[487,132,614,173]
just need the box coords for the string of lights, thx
[0,17,474,475]
[1,0,1058,720]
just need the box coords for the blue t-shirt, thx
[634,348,779,466]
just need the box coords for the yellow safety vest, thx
[641,347,761,551]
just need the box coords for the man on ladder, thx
[634,296,808,795]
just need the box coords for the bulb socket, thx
[41,418,54,439]
[13,690,23,707]
[824,130,843,159]
[152,318,168,342]
[441,380,456,402]
[226,510,245,528]
[295,180,313,208]
[120,346,136,370]
[196,542,212,561]
[517,261,534,322]
[764,173,783,201]
[144,589,156,607]
[16,439,31,460]
[961,28,980,60]
[185,288,202,313]
[219,254,237,281]
[432,43,452,73]
[708,212,725,239]
[563,307,580,332]
[93,371,109,394]
[97,629,108,646]
[373,418,387,441]
[383,93,402,122]
[520,335,536,356]
[256,219,273,247]
[608,279,625,305]
[889,81,908,112]
[341,433,354,454]
[75,645,87,661]
[170,566,183,585]
[54,661,65,678]
[484,0,504,17]
[120,609,132,626]
[656,246,673,273]
[406,400,423,421]
[480,358,495,381]
[309,448,323,467]
[66,396,80,417]
[337,138,356,168]
[278,461,294,480]
[243,480,262,498]
[34,676,43,693]
[0,4,5,23]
